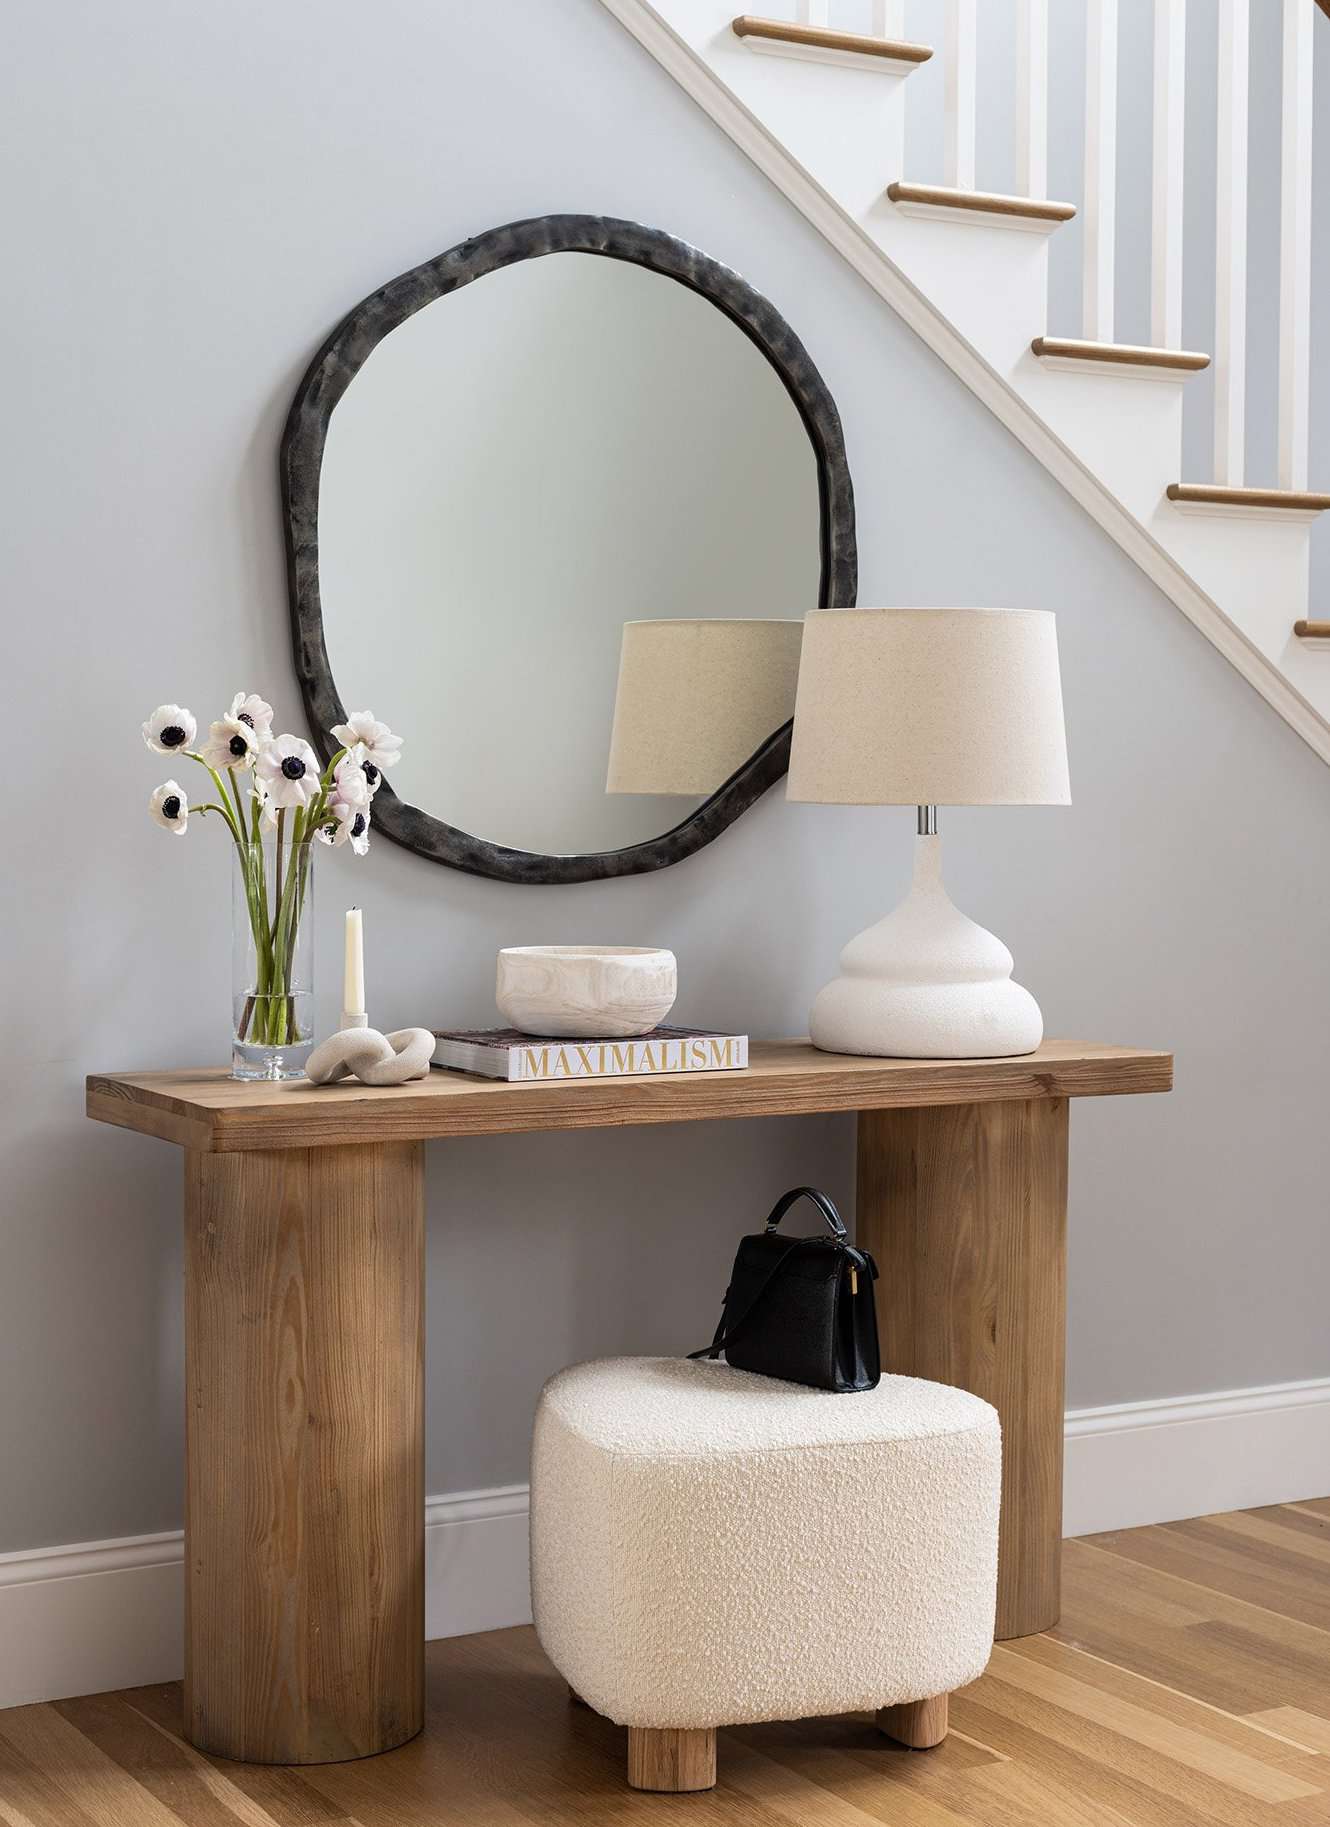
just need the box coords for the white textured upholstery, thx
[530,1356,1000,1730]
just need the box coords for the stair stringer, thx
[599,0,1330,764]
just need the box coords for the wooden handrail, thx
[1293,620,1330,638]
[888,182,1075,223]
[731,16,933,63]
[1168,483,1330,512]
[1032,336,1209,372]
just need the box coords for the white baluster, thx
[875,0,908,183]
[1214,0,1249,485]
[1279,0,1312,491]
[944,0,977,190]
[1084,0,1119,343]
[1151,0,1186,348]
[795,1,830,23]
[1016,0,1049,200]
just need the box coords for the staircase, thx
[598,0,1330,761]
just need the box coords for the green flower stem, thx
[259,809,287,1045]
[237,823,271,1042]
[273,807,286,939]
[280,809,313,1036]
[268,812,309,1047]
[184,752,242,846]
[225,767,249,839]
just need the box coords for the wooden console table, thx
[87,1038,1170,1764]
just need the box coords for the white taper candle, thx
[344,907,365,1026]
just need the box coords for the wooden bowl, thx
[496,946,677,1038]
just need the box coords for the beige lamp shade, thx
[787,608,1070,805]
[607,619,804,796]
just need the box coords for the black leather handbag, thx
[690,1187,880,1392]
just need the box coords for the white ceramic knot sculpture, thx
[305,1026,434,1087]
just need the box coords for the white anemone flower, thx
[357,754,384,797]
[254,774,280,829]
[316,800,371,855]
[199,715,258,771]
[255,733,321,809]
[149,780,189,835]
[330,711,402,770]
[228,692,274,741]
[332,753,371,809]
[142,704,197,755]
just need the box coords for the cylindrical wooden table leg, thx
[857,1098,1069,1639]
[184,1141,425,1762]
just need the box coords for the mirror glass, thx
[317,251,820,856]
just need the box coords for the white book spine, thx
[508,1033,748,1081]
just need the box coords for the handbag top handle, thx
[763,1186,848,1241]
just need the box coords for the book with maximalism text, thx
[431,1025,748,1082]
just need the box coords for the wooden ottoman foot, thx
[627,1726,717,1791]
[877,1694,949,1749]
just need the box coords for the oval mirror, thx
[282,216,856,883]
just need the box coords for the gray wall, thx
[3,0,1328,1554]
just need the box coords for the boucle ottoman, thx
[531,1355,1000,1792]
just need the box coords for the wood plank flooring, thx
[1,1500,1327,1826]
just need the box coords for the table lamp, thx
[607,618,804,795]
[786,608,1070,1059]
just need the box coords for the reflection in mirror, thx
[607,619,805,798]
[317,251,821,856]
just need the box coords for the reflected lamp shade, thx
[786,608,1071,1062]
[607,619,804,797]
[787,608,1070,806]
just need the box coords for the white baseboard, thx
[424,1484,531,1641]
[2,1377,1326,1711]
[0,1484,535,1712]
[0,1533,185,1712]
[1062,1375,1330,1537]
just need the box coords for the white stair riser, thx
[1018,361,1183,530]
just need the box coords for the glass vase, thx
[232,835,314,1079]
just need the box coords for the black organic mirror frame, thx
[281,214,857,884]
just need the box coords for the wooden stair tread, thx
[1167,483,1330,512]
[1293,620,1330,638]
[1033,336,1210,373]
[731,16,933,63]
[887,182,1075,223]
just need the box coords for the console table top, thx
[87,1039,1172,1153]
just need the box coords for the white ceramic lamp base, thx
[809,835,1043,1060]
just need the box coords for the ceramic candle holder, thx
[305,1025,434,1086]
[496,946,677,1038]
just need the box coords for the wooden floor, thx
[3,1501,1330,1825]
